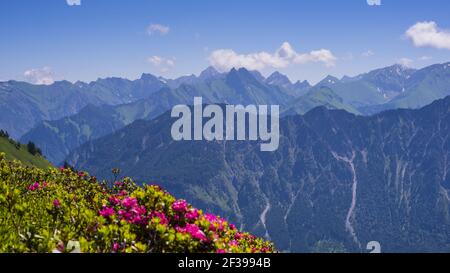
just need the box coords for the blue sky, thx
[1,0,450,84]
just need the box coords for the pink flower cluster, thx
[112,242,121,252]
[204,213,225,232]
[118,190,128,196]
[172,200,200,223]
[185,208,199,221]
[53,199,61,208]
[121,196,138,209]
[176,223,207,241]
[150,211,169,225]
[260,247,270,252]
[172,200,187,212]
[28,181,48,191]
[99,206,115,218]
[108,196,120,206]
[94,190,273,251]
[100,194,174,227]
[114,197,148,225]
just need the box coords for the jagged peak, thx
[266,71,292,86]
[316,75,340,86]
[199,66,219,76]
[140,73,159,81]
[293,79,311,88]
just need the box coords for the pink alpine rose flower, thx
[108,196,120,206]
[204,213,224,231]
[99,206,115,218]
[132,205,147,216]
[121,197,138,209]
[172,200,187,212]
[151,211,168,225]
[119,190,128,196]
[118,209,132,220]
[53,199,61,208]
[112,242,120,252]
[177,223,207,241]
[204,213,216,222]
[185,208,199,221]
[28,182,40,191]
[131,215,146,225]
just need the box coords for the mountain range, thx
[0,74,167,138]
[66,95,450,252]
[15,62,450,164]
[1,62,450,252]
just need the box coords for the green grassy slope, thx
[0,136,51,168]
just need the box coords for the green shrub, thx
[0,152,275,253]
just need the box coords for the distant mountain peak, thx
[391,63,416,74]
[324,75,339,81]
[229,67,238,73]
[74,81,88,88]
[316,75,340,87]
[266,71,292,86]
[199,66,219,77]
[140,73,159,81]
[227,67,254,79]
[293,80,311,89]
[226,67,254,83]
[360,64,417,97]
[267,71,288,79]
[237,67,251,74]
[374,64,416,77]
[46,80,77,88]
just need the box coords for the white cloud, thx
[24,67,54,85]
[419,56,432,61]
[148,56,163,66]
[147,24,170,36]
[397,58,413,68]
[208,42,337,72]
[165,59,175,67]
[367,0,381,6]
[148,56,175,72]
[405,21,450,50]
[66,0,81,6]
[362,50,375,57]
